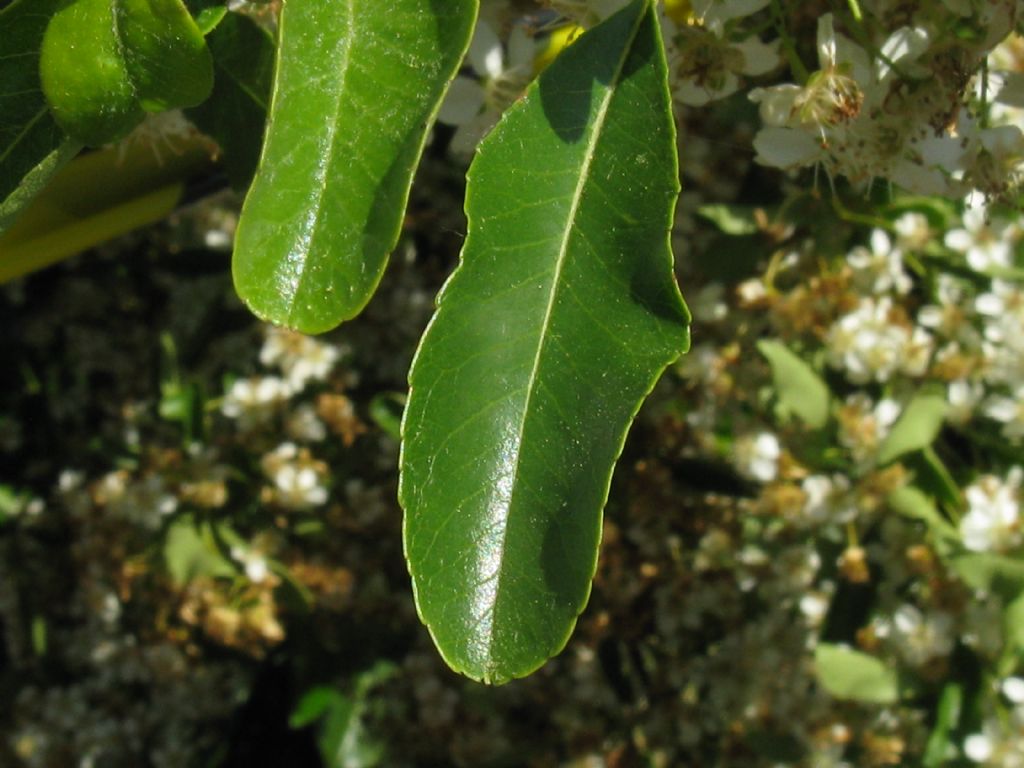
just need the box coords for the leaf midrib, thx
[284,0,355,325]
[0,105,47,166]
[478,1,648,676]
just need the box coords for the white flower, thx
[801,474,856,526]
[892,211,931,251]
[945,204,1019,273]
[733,431,780,482]
[976,279,1024,387]
[947,379,984,425]
[827,297,932,384]
[890,604,955,666]
[221,375,291,424]
[837,395,901,466]
[1002,676,1024,704]
[231,546,269,584]
[750,125,823,170]
[984,385,1024,441]
[799,592,830,626]
[964,732,994,763]
[691,282,728,323]
[847,229,912,295]
[669,24,779,106]
[286,404,327,442]
[690,0,770,26]
[261,443,329,511]
[918,275,979,346]
[960,467,1022,552]
[260,327,341,391]
[100,473,178,530]
[436,20,538,154]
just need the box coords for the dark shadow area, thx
[539,1,654,144]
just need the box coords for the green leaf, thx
[39,0,213,146]
[887,485,959,543]
[0,140,80,234]
[697,203,761,235]
[290,686,344,729]
[369,392,405,442]
[184,0,226,33]
[952,553,1024,602]
[117,0,214,112]
[0,132,212,281]
[291,663,396,768]
[232,0,478,333]
[756,340,830,429]
[0,0,80,231]
[814,643,899,704]
[40,0,146,145]
[877,390,948,465]
[400,0,689,684]
[923,683,962,767]
[1004,592,1024,655]
[185,11,274,191]
[163,516,236,584]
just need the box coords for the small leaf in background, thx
[368,392,405,442]
[185,11,274,191]
[39,0,212,147]
[887,485,960,544]
[877,390,948,465]
[757,340,830,429]
[163,516,236,584]
[923,682,962,767]
[1002,592,1024,655]
[952,553,1024,602]
[814,643,899,704]
[697,203,761,235]
[232,0,478,333]
[401,0,689,683]
[291,663,396,768]
[0,0,80,232]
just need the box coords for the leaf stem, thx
[770,0,809,84]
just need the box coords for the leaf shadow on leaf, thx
[630,252,693,325]
[538,1,653,144]
[539,500,601,638]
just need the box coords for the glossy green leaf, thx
[814,643,899,704]
[40,0,145,145]
[39,0,213,146]
[233,0,478,333]
[877,390,948,465]
[401,0,689,684]
[117,0,214,112]
[757,339,830,429]
[185,11,274,191]
[0,0,80,231]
